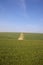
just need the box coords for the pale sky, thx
[0,0,43,33]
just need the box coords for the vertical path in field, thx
[18,33,24,40]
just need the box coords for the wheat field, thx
[0,32,43,65]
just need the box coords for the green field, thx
[0,32,43,65]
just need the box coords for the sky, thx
[0,0,43,33]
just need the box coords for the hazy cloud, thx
[17,0,26,16]
[18,0,26,10]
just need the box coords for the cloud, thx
[17,0,26,16]
[18,0,25,9]
[20,0,26,11]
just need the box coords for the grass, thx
[0,32,43,65]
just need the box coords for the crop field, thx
[0,32,43,65]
